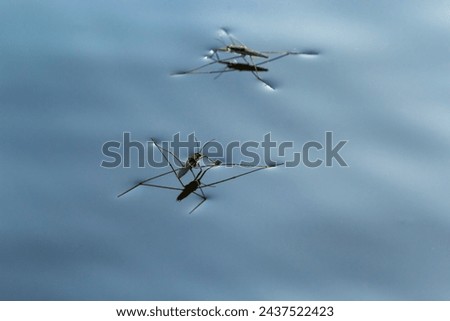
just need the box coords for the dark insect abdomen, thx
[177,180,200,201]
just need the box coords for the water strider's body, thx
[177,139,215,179]
[217,45,269,59]
[176,153,203,179]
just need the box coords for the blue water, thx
[1,0,449,300]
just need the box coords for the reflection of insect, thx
[172,28,319,90]
[173,52,290,90]
[117,138,283,214]
[213,53,285,89]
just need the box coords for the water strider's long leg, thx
[151,138,186,187]
[172,54,243,75]
[201,163,284,188]
[117,170,175,198]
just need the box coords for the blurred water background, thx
[0,0,449,299]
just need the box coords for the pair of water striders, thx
[172,28,319,90]
[119,29,317,213]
